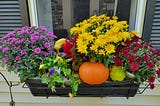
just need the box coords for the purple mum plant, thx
[0,26,57,82]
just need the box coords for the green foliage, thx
[40,55,80,96]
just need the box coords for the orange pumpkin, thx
[79,62,109,84]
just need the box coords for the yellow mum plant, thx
[70,14,135,67]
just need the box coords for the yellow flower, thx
[131,30,139,35]
[70,27,81,35]
[108,20,117,25]
[121,32,131,41]
[39,64,45,70]
[90,44,98,51]
[112,16,118,20]
[55,55,63,62]
[76,38,88,54]
[105,44,115,55]
[54,38,66,51]
[94,35,107,47]
[98,49,105,55]
[95,26,104,35]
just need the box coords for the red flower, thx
[124,40,131,46]
[128,55,136,62]
[134,43,142,48]
[63,40,73,58]
[132,49,138,53]
[156,68,160,78]
[132,35,140,42]
[147,62,154,69]
[149,83,155,89]
[114,57,122,66]
[130,62,140,72]
[148,76,155,83]
[142,55,150,61]
[122,49,129,56]
[72,35,78,45]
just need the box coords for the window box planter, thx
[24,79,140,99]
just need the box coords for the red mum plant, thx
[114,35,160,89]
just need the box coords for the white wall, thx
[0,71,160,106]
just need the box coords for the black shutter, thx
[151,0,160,50]
[0,0,29,37]
[143,0,160,50]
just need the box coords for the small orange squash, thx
[79,62,109,84]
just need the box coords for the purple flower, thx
[7,32,14,37]
[1,36,8,40]
[21,50,27,55]
[15,56,21,61]
[3,57,9,64]
[34,47,41,54]
[47,32,57,38]
[3,47,8,53]
[0,46,2,51]
[20,38,26,43]
[44,43,50,48]
[49,48,53,53]
[10,44,15,47]
[40,46,44,49]
[56,68,61,74]
[31,52,35,56]
[30,26,36,29]
[30,39,36,44]
[31,35,38,40]
[16,46,20,50]
[39,26,47,31]
[43,52,49,56]
[39,35,45,40]
[15,40,20,44]
[34,32,39,35]
[8,38,18,42]
[14,63,18,67]
[64,77,70,84]
[48,69,55,77]
[19,30,27,35]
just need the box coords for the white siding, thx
[0,71,160,106]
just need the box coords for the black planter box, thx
[24,79,139,98]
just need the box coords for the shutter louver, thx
[0,0,22,37]
[150,0,160,50]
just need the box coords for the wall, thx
[0,71,160,106]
